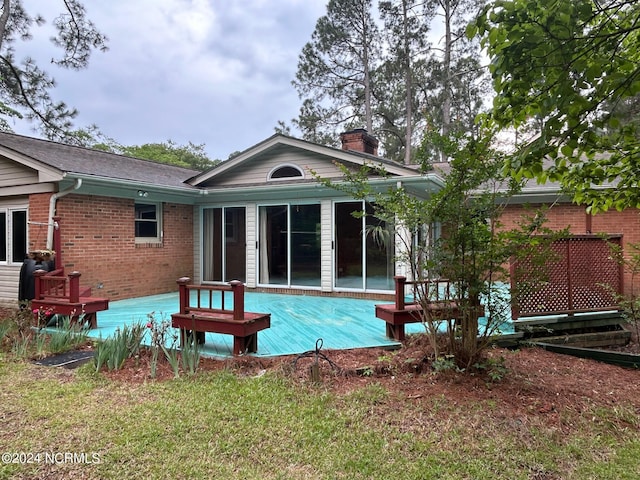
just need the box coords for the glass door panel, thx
[259,205,288,285]
[203,208,222,281]
[291,204,321,287]
[365,203,394,290]
[334,201,394,290]
[225,207,246,282]
[203,207,245,283]
[334,202,363,289]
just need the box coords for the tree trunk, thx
[403,0,413,165]
[459,295,481,368]
[361,7,374,133]
[441,0,452,162]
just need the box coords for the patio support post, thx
[394,276,406,310]
[230,280,244,320]
[33,269,47,300]
[177,277,191,314]
[68,271,81,303]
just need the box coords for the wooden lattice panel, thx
[511,236,621,318]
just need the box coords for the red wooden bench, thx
[31,269,109,329]
[375,276,463,341]
[170,278,271,355]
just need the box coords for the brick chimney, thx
[340,128,379,156]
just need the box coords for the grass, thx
[1,361,639,479]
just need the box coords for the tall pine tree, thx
[292,0,380,147]
[378,0,434,163]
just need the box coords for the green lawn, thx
[1,356,639,480]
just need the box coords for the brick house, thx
[0,129,632,309]
[0,129,442,304]
[500,180,633,314]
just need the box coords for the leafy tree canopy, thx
[69,125,219,171]
[120,141,219,171]
[470,0,640,212]
[0,1,107,141]
[289,0,488,164]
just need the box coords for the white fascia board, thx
[0,183,56,197]
[195,173,444,204]
[188,135,419,186]
[0,146,63,181]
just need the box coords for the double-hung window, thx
[135,202,162,243]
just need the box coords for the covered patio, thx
[88,291,427,358]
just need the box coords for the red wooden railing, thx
[392,275,455,309]
[33,269,84,303]
[176,277,247,320]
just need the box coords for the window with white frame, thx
[135,202,162,242]
[0,208,28,263]
[267,164,304,181]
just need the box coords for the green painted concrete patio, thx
[88,291,427,358]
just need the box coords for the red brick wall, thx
[502,203,640,295]
[30,193,193,300]
[27,193,53,250]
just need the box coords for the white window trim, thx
[267,164,305,182]
[0,207,28,265]
[135,202,163,244]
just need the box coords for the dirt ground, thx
[103,333,640,422]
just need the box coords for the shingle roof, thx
[0,131,200,189]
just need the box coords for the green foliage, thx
[0,1,108,140]
[180,336,201,376]
[472,0,640,212]
[0,319,12,343]
[145,312,177,378]
[473,355,508,382]
[63,125,220,170]
[162,344,180,379]
[321,120,562,369]
[431,355,460,373]
[376,0,433,163]
[93,322,145,372]
[605,240,640,341]
[45,317,89,354]
[291,0,381,144]
[120,140,219,171]
[0,307,90,359]
[10,334,31,358]
[290,0,488,163]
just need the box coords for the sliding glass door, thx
[334,201,394,290]
[258,204,321,287]
[202,207,246,283]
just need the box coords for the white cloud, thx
[12,0,327,160]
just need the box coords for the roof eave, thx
[194,173,444,203]
[188,134,418,186]
[62,173,201,204]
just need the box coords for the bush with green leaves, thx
[319,120,562,369]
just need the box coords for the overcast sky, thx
[12,1,328,161]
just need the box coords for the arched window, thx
[268,164,304,181]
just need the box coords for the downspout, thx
[47,178,82,249]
